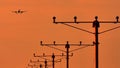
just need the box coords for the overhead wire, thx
[62,23,94,34]
[46,45,66,52]
[69,46,89,53]
[99,25,120,34]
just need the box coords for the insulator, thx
[53,41,56,45]
[53,16,56,23]
[74,16,77,23]
[116,16,119,23]
[40,41,43,45]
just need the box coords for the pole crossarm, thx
[34,52,73,59]
[30,59,52,67]
[34,53,72,58]
[34,53,63,57]
[29,62,51,68]
[33,53,51,61]
[30,59,61,63]
[53,16,119,24]
[34,53,62,62]
[40,41,94,46]
[28,64,38,68]
[53,21,120,24]
[40,41,94,52]
[53,16,120,35]
[28,63,43,67]
[28,64,47,68]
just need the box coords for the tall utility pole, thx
[34,53,62,68]
[52,16,120,68]
[40,41,94,68]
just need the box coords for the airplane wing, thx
[12,11,18,13]
[20,11,26,13]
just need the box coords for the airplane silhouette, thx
[12,9,26,14]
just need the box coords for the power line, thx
[99,25,120,34]
[62,23,94,34]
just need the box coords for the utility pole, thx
[52,16,120,68]
[40,41,94,68]
[34,53,62,68]
[30,59,51,68]
[40,64,43,68]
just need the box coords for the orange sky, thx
[0,0,120,68]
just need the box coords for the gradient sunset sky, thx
[0,0,120,68]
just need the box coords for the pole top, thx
[52,53,55,58]
[53,16,56,19]
[74,16,77,19]
[65,41,70,48]
[95,16,98,20]
[66,41,69,44]
[116,16,119,23]
[116,16,119,19]
[40,41,43,45]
